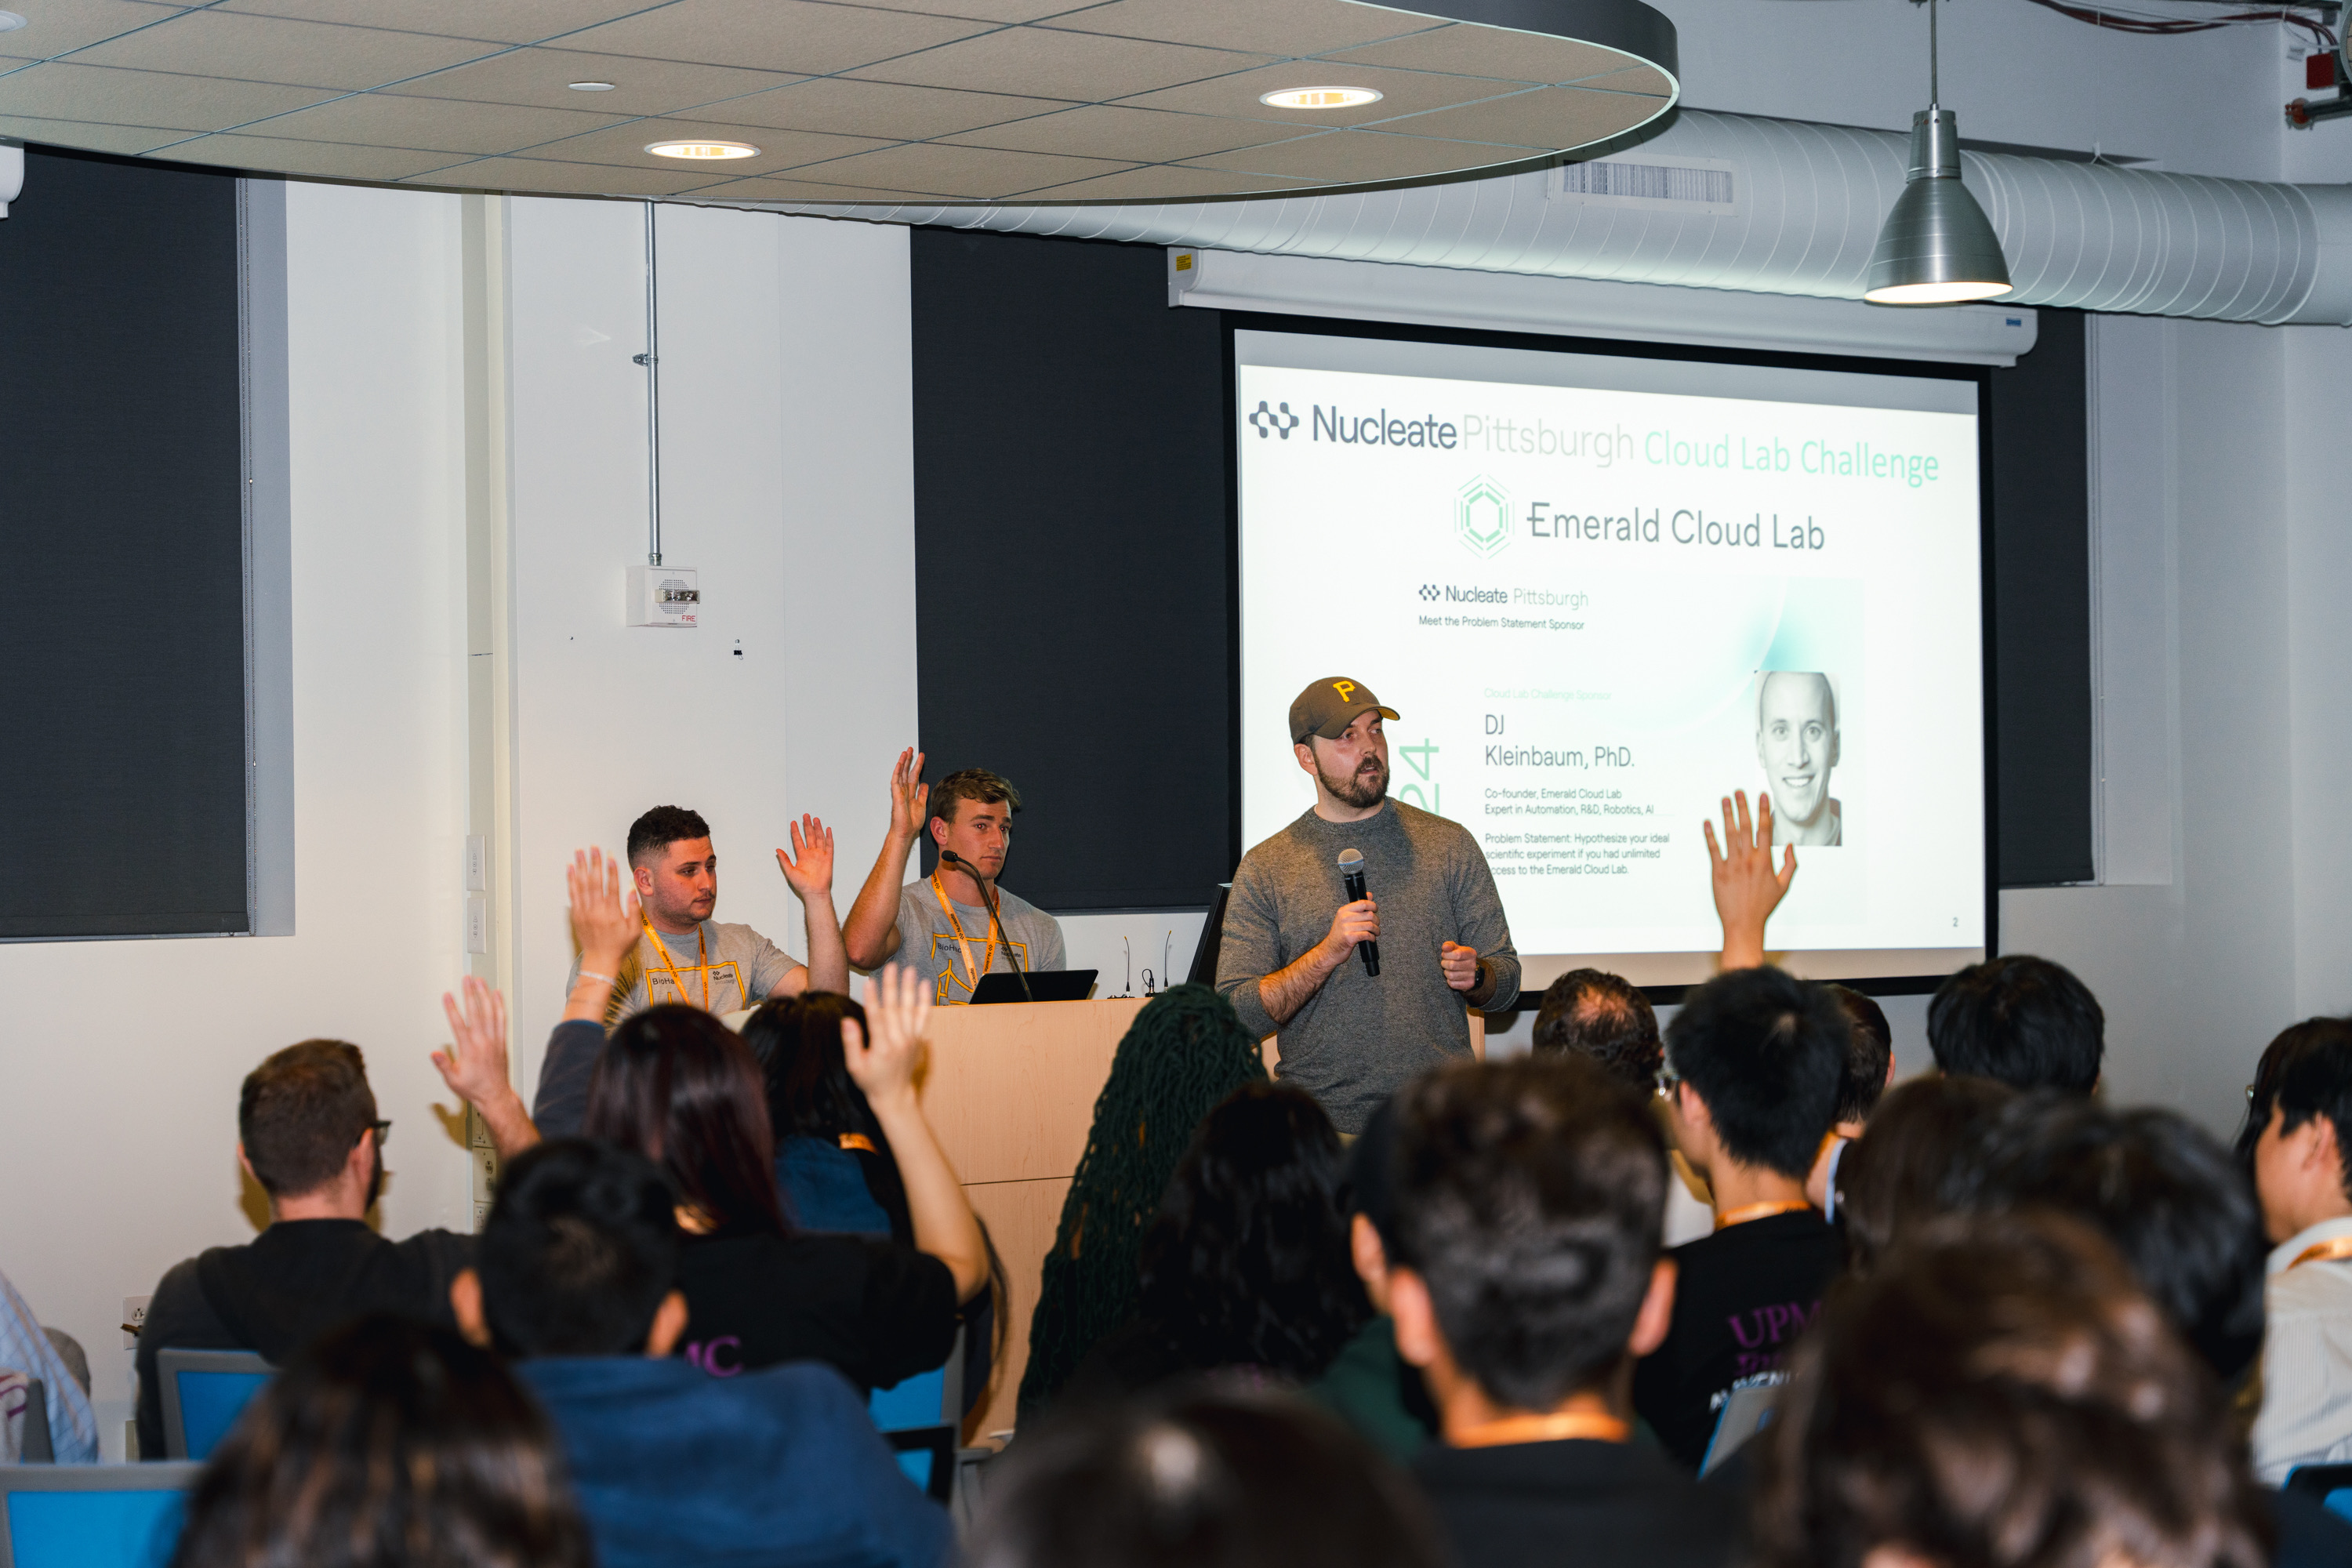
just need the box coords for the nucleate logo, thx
[1419,584,1441,601]
[1455,475,1512,560]
[1248,400,1301,440]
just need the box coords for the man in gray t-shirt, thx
[1216,677,1519,1133]
[843,753,1068,1005]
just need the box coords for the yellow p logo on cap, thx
[1332,681,1356,704]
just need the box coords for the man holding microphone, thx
[1216,677,1520,1134]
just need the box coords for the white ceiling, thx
[0,0,1678,202]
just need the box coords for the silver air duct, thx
[721,109,2352,327]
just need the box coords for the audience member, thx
[2245,1018,2352,1482]
[1389,1056,1741,1568]
[1835,1075,2016,1273]
[1632,966,1847,1470]
[1953,1094,2268,1385]
[1751,1210,2270,1568]
[1306,1093,1442,1462]
[455,1138,950,1568]
[0,1265,96,1462]
[967,1385,1447,1568]
[1806,984,1895,1216]
[742,990,911,1240]
[169,1314,591,1568]
[1704,786,1796,971]
[1531,969,1661,1087]
[1070,1082,1368,1397]
[1928,953,2104,1094]
[1020,983,1269,1416]
[137,1039,470,1459]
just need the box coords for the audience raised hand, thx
[432,975,539,1160]
[844,964,990,1301]
[1704,788,1795,970]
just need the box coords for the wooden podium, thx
[917,996,1148,1441]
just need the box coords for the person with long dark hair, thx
[741,991,911,1241]
[169,1314,593,1568]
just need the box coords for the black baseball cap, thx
[1290,677,1399,744]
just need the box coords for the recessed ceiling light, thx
[1258,86,1382,110]
[644,140,760,160]
[568,81,616,92]
[0,12,27,31]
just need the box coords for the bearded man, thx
[1214,677,1520,1133]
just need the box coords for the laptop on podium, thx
[968,970,1097,1004]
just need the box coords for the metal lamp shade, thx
[1865,108,2012,305]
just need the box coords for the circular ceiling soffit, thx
[0,0,1676,205]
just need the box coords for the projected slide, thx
[1236,329,1987,986]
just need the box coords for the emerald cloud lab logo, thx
[1248,400,1300,440]
[1455,476,1511,559]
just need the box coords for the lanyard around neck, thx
[931,871,1000,990]
[1450,1410,1629,1449]
[643,920,707,1011]
[1715,1199,1816,1232]
[2292,1234,2352,1270]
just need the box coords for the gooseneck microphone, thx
[941,848,1033,1003]
[1337,848,1380,978]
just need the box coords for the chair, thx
[2285,1463,2352,1524]
[0,1463,202,1568]
[155,1350,272,1461]
[17,1379,51,1463]
[869,1333,967,1501]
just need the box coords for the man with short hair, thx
[452,1138,950,1568]
[1530,970,1661,1089]
[1217,677,1520,1134]
[1632,967,1847,1470]
[1808,985,1895,1217]
[2249,1019,2352,1481]
[841,750,1065,1004]
[580,804,846,1022]
[1927,953,2103,1094]
[134,1040,470,1458]
[1755,671,1841,846]
[1390,1056,1740,1568]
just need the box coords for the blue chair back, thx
[2285,1462,2352,1523]
[870,1367,949,1492]
[0,1462,201,1568]
[156,1349,273,1461]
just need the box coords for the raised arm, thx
[564,848,639,1024]
[775,812,849,994]
[842,749,926,972]
[844,964,989,1302]
[1706,788,1797,970]
[433,976,539,1160]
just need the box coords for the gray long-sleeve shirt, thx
[1216,800,1519,1133]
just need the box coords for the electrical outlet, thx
[465,834,488,892]
[465,896,488,954]
[122,1294,151,1349]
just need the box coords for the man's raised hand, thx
[887,748,929,844]
[433,975,512,1111]
[843,964,933,1109]
[775,813,836,901]
[567,848,641,975]
[1704,787,1796,970]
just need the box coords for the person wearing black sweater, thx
[136,1040,470,1458]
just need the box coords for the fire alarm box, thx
[627,565,699,629]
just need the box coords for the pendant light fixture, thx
[1864,0,2012,305]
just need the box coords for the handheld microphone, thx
[1337,848,1380,978]
[941,848,1033,1003]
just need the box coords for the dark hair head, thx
[1824,984,1893,1123]
[170,1314,593,1568]
[1137,1083,1368,1381]
[1836,1075,2017,1274]
[1530,969,1661,1091]
[583,1004,786,1237]
[1664,967,1846,1178]
[238,1040,376,1197]
[1928,955,2104,1094]
[1391,1055,1665,1410]
[1752,1210,2268,1568]
[1953,1096,2268,1383]
[478,1139,681,1357]
[741,991,883,1146]
[626,804,711,866]
[931,768,1022,825]
[967,1385,1446,1568]
[2246,1018,2352,1192]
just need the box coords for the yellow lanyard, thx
[2292,1235,2352,1270]
[643,920,708,1011]
[931,871,1000,990]
[1715,1199,1817,1231]
[1452,1411,1629,1448]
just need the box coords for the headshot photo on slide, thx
[1755,670,1843,847]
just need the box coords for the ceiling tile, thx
[847,26,1271,101]
[0,62,339,130]
[1183,128,1541,182]
[941,103,1305,162]
[1011,162,1320,201]
[0,0,184,60]
[1570,64,1675,96]
[687,172,948,202]
[695,77,1068,139]
[0,108,175,152]
[836,0,1107,20]
[1120,60,1535,125]
[1324,26,1642,84]
[784,140,1134,199]
[405,152,731,194]
[239,91,629,154]
[213,0,647,46]
[1043,0,1436,57]
[68,10,501,89]
[558,0,993,75]
[155,130,466,178]
[521,116,888,169]
[1370,84,1661,150]
[382,45,796,115]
